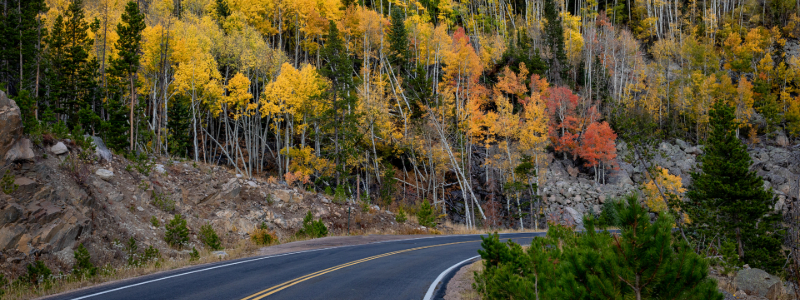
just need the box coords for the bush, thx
[297,211,328,238]
[189,247,199,261]
[165,214,189,248]
[395,207,408,223]
[150,216,160,227]
[416,200,436,228]
[199,223,222,251]
[1,170,18,194]
[19,260,51,287]
[251,224,277,246]
[474,195,723,300]
[333,185,348,204]
[0,273,6,298]
[598,196,625,227]
[143,245,160,264]
[73,243,97,278]
[151,191,176,212]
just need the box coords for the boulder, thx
[675,139,689,150]
[0,90,22,159]
[0,224,25,250]
[14,177,35,186]
[734,268,781,298]
[220,178,241,199]
[775,132,790,147]
[96,168,114,181]
[565,207,584,230]
[50,142,68,155]
[4,138,34,162]
[154,164,166,174]
[89,135,113,162]
[212,250,228,258]
[0,203,23,227]
[273,189,301,203]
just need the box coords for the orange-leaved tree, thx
[579,121,618,183]
[546,86,580,159]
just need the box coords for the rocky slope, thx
[0,138,421,280]
[539,139,800,228]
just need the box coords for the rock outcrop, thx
[0,90,23,160]
[539,139,799,228]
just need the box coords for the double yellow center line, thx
[240,240,479,300]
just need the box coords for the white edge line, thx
[423,255,480,300]
[69,232,534,300]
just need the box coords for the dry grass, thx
[439,220,547,235]
[444,260,484,300]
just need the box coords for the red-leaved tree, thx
[579,121,618,183]
[546,86,580,159]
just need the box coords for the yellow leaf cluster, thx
[642,167,685,213]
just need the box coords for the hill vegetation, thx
[2,0,799,293]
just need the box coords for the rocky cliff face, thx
[0,139,411,279]
[540,139,800,228]
[0,90,22,160]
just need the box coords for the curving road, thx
[47,233,542,300]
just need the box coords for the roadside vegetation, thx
[475,195,722,299]
[475,102,792,298]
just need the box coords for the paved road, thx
[48,232,543,300]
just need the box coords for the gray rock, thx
[14,177,35,186]
[675,139,689,150]
[0,90,22,160]
[1,204,23,227]
[734,268,781,298]
[50,142,68,155]
[88,135,112,162]
[154,164,166,174]
[273,189,301,203]
[220,178,241,200]
[769,148,791,166]
[565,207,584,230]
[212,250,228,258]
[55,247,76,266]
[246,181,258,188]
[775,132,790,147]
[685,146,700,155]
[0,224,24,250]
[96,168,114,181]
[4,138,34,162]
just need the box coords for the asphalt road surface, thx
[49,232,543,300]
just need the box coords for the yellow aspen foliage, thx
[478,33,506,68]
[228,0,277,35]
[642,167,685,213]
[281,146,336,179]
[561,12,584,69]
[260,62,326,122]
[224,73,254,119]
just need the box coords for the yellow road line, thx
[241,240,479,300]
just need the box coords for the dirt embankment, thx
[0,138,435,282]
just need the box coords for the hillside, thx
[2,0,800,296]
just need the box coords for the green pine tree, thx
[475,195,723,300]
[543,0,567,84]
[387,7,409,71]
[45,0,100,128]
[684,101,785,273]
[0,0,48,96]
[320,21,361,185]
[109,1,145,151]
[167,98,192,157]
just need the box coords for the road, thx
[48,232,543,300]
